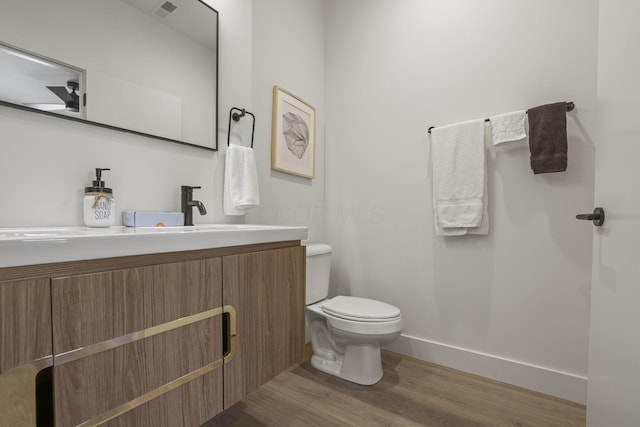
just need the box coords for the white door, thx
[586,1,640,425]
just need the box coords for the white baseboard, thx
[384,333,587,405]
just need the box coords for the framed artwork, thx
[271,85,316,178]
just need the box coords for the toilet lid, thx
[322,296,401,322]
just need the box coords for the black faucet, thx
[181,185,207,226]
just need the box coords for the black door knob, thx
[576,207,605,226]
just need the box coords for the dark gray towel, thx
[527,102,568,174]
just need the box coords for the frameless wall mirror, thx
[0,0,219,151]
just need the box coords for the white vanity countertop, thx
[0,224,308,268]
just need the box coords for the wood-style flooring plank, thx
[205,351,585,427]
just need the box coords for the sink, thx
[0,227,91,240]
[193,224,273,231]
[0,224,308,268]
[128,224,277,233]
[0,224,289,239]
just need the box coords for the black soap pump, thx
[83,168,115,227]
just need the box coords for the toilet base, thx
[311,342,383,386]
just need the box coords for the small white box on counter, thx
[123,212,184,227]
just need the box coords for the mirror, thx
[0,0,218,151]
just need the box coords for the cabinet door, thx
[51,258,224,427]
[0,278,52,427]
[222,246,305,408]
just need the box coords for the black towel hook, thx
[227,107,255,148]
[232,108,246,121]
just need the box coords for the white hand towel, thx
[434,168,488,236]
[489,110,526,145]
[224,143,260,216]
[431,118,486,232]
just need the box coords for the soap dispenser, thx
[83,168,115,227]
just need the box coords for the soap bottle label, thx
[84,192,115,227]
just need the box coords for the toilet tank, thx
[305,243,332,305]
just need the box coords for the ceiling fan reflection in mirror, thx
[24,80,80,112]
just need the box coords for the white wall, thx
[246,0,326,241]
[0,0,249,228]
[324,0,597,403]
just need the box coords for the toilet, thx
[305,243,403,385]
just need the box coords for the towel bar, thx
[227,107,255,148]
[427,101,575,134]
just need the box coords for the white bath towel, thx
[489,110,526,145]
[431,119,486,233]
[224,142,260,216]
[433,169,489,236]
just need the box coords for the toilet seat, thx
[322,296,401,322]
[308,298,403,336]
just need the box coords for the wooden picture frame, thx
[271,86,316,178]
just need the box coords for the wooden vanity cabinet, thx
[0,278,52,427]
[223,245,306,408]
[0,240,305,427]
[51,258,224,427]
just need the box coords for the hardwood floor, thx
[204,350,585,427]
